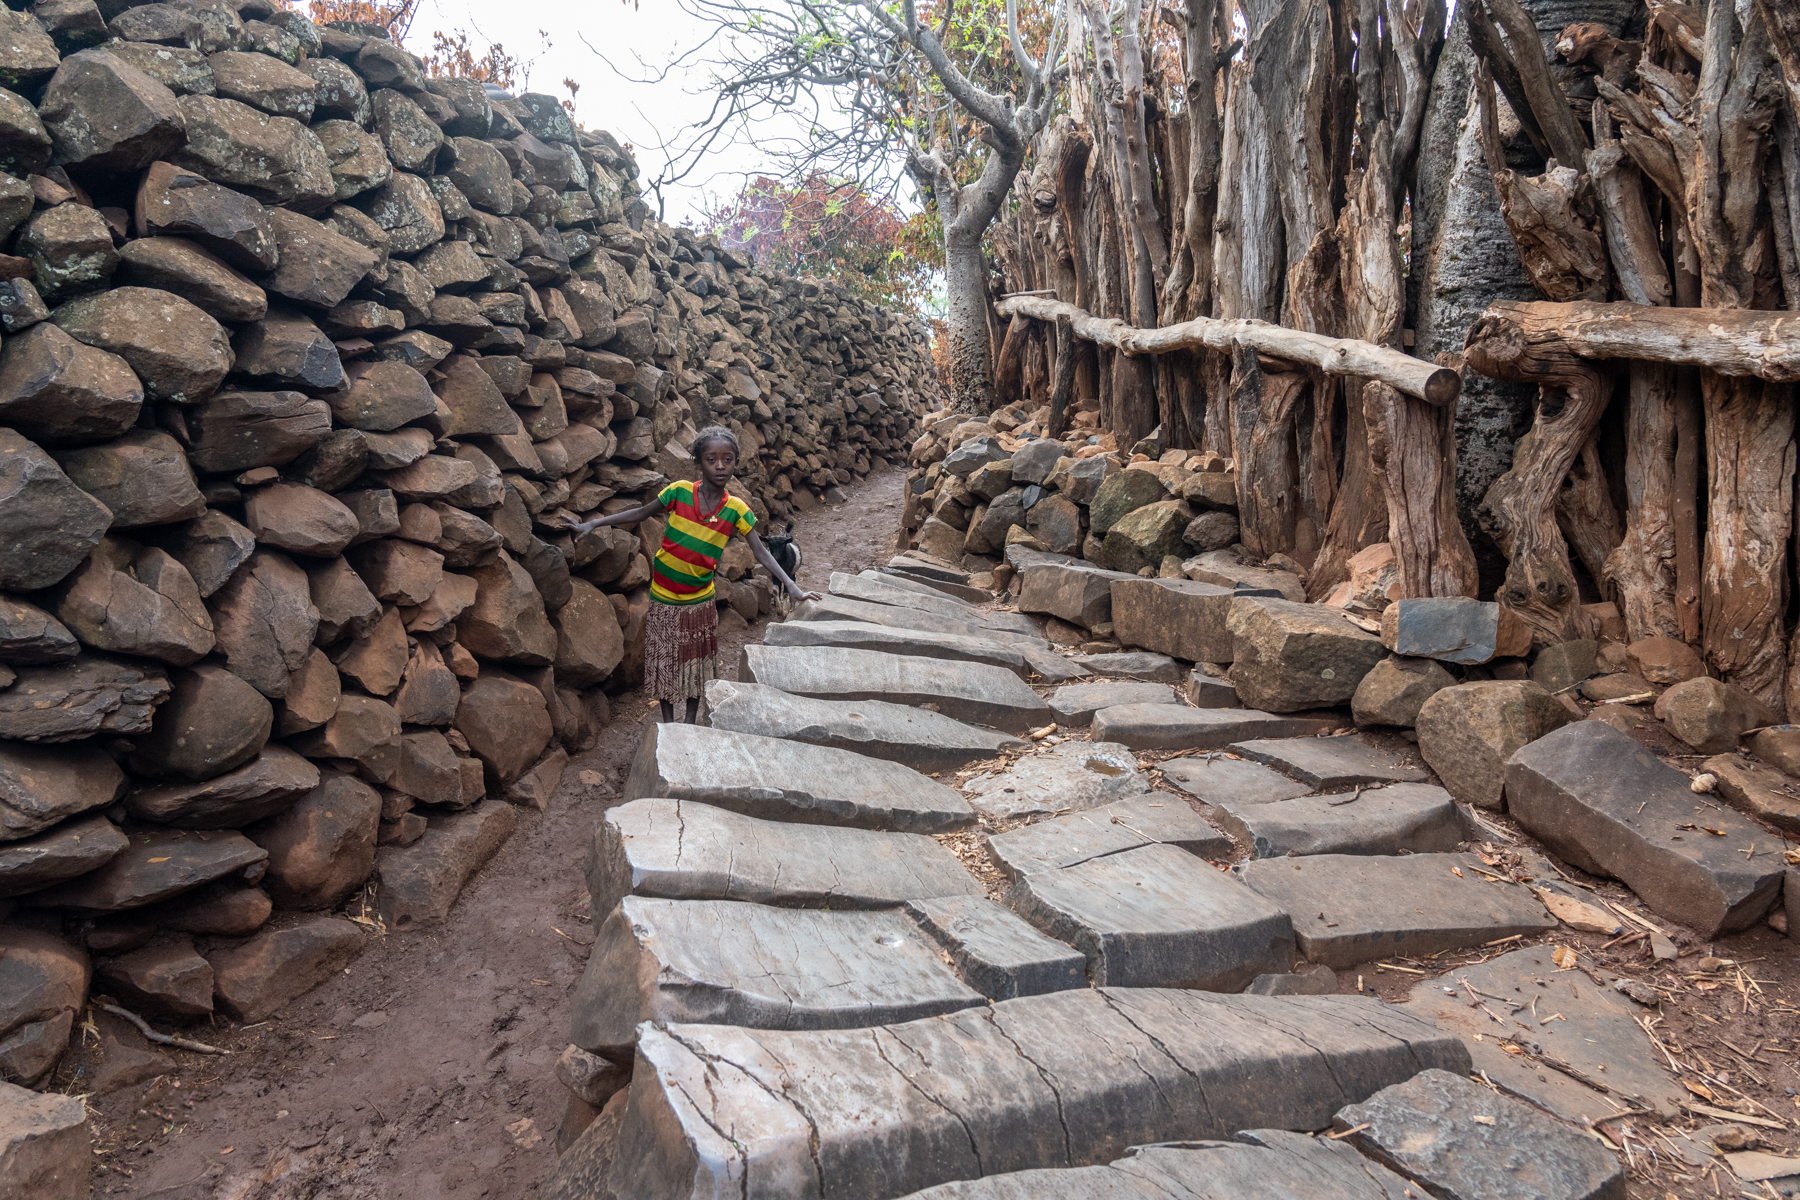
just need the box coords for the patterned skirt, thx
[644,598,718,703]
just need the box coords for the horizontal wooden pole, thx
[994,295,1462,406]
[1471,299,1800,382]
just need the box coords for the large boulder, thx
[243,482,359,558]
[184,390,331,475]
[115,236,267,324]
[284,694,400,781]
[0,928,88,1087]
[333,360,435,431]
[170,94,334,209]
[125,663,270,783]
[0,596,78,664]
[230,308,346,393]
[208,49,317,119]
[1095,499,1190,575]
[453,673,554,789]
[1087,468,1168,534]
[0,740,128,841]
[55,429,204,528]
[0,429,112,591]
[1416,681,1570,809]
[208,917,363,1022]
[16,203,118,304]
[247,773,381,910]
[263,208,379,308]
[0,1080,92,1200]
[135,160,278,273]
[37,48,185,170]
[458,551,555,665]
[1226,599,1384,712]
[1110,576,1272,664]
[125,745,320,827]
[1655,676,1777,754]
[207,549,318,697]
[53,287,232,404]
[53,538,214,665]
[552,578,624,687]
[1351,655,1454,728]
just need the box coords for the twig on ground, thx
[97,1003,229,1055]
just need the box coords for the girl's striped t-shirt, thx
[649,480,756,605]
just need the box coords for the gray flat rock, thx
[1160,755,1310,804]
[571,897,984,1056]
[876,566,991,605]
[795,593,1051,651]
[1016,645,1092,682]
[1110,576,1281,664]
[0,813,128,898]
[963,741,1149,820]
[706,679,1027,772]
[1048,681,1177,725]
[1237,853,1557,968]
[26,828,266,912]
[1066,651,1183,682]
[375,802,518,931]
[1007,843,1294,990]
[829,571,1040,637]
[765,619,1031,678]
[1214,783,1467,858]
[1186,669,1242,708]
[1336,1068,1625,1200]
[1092,704,1337,751]
[1506,722,1785,938]
[622,722,975,834]
[899,1132,1417,1199]
[904,895,1087,1000]
[1017,560,1136,628]
[1229,735,1430,791]
[887,554,970,585]
[985,796,1231,880]
[586,797,983,918]
[608,987,1470,1199]
[1404,946,1686,1120]
[739,644,1052,734]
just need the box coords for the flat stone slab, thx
[1506,721,1785,937]
[1230,735,1429,791]
[374,802,517,931]
[1159,755,1310,804]
[904,895,1087,1000]
[1017,560,1136,628]
[1237,853,1557,968]
[795,593,1050,651]
[887,554,970,585]
[765,619,1031,678]
[1048,681,1177,725]
[1336,1068,1625,1200]
[877,566,991,605]
[606,987,1470,1199]
[571,897,984,1056]
[1007,843,1294,990]
[706,680,1027,773]
[985,796,1231,880]
[1404,946,1686,1121]
[828,571,1040,637]
[1110,576,1278,665]
[1092,704,1337,751]
[0,1079,93,1199]
[1214,783,1466,859]
[622,722,974,834]
[27,828,265,912]
[740,644,1051,734]
[586,797,983,918]
[898,1132,1417,1199]
[0,813,128,898]
[1065,651,1183,683]
[963,741,1149,820]
[1016,646,1091,683]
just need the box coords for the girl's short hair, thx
[693,424,740,458]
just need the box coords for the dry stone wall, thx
[0,1,932,1088]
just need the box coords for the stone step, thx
[1213,783,1467,858]
[374,802,518,931]
[765,618,1033,678]
[1236,853,1557,968]
[740,644,1052,734]
[1016,559,1136,629]
[1110,576,1281,665]
[1047,681,1178,726]
[880,566,992,605]
[598,987,1470,1199]
[1159,754,1311,804]
[985,796,1231,880]
[903,895,1087,1000]
[1090,704,1338,751]
[707,680,1027,773]
[586,797,984,918]
[896,1131,1418,1199]
[570,897,985,1057]
[1006,843,1294,990]
[963,741,1150,820]
[886,553,971,586]
[1186,667,1243,708]
[622,722,975,834]
[829,571,1039,637]
[1065,651,1182,683]
[1505,721,1786,938]
[795,593,1049,650]
[1229,734,1430,791]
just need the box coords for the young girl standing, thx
[559,426,817,723]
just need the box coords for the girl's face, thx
[699,441,737,487]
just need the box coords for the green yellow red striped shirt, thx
[650,480,756,605]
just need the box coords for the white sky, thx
[400,0,822,226]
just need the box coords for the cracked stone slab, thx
[1229,735,1430,791]
[1064,651,1183,683]
[707,679,1028,772]
[1403,946,1686,1120]
[985,796,1231,880]
[570,896,984,1056]
[605,987,1470,1199]
[1213,783,1467,859]
[1046,681,1178,726]
[1236,853,1557,969]
[585,797,983,918]
[962,741,1149,820]
[1506,721,1786,938]
[1091,704,1337,751]
[903,895,1087,1000]
[1007,843,1294,990]
[740,644,1052,734]
[623,722,974,835]
[896,1132,1417,1198]
[1159,755,1311,805]
[1335,1068,1625,1200]
[828,571,1040,637]
[764,619,1032,678]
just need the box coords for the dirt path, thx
[99,466,907,1200]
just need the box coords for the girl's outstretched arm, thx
[555,495,669,538]
[748,530,819,602]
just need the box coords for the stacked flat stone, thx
[0,2,934,1090]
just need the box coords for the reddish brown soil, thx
[72,465,906,1200]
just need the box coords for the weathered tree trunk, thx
[1366,378,1479,597]
[1604,361,1682,640]
[1554,438,1624,602]
[1048,314,1077,438]
[1231,343,1306,558]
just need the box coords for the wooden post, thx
[1048,314,1076,438]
